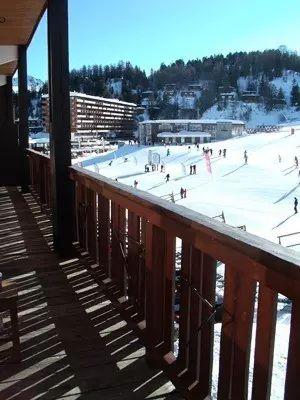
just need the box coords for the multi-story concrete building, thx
[42,92,137,138]
[139,119,246,144]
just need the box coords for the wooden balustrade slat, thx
[127,211,140,307]
[197,253,216,399]
[76,182,87,250]
[187,247,202,384]
[163,234,175,354]
[111,202,126,296]
[218,265,256,399]
[252,285,277,400]
[138,218,146,320]
[218,264,238,400]
[284,300,300,400]
[86,188,97,261]
[98,194,110,276]
[145,224,175,361]
[145,224,164,349]
[177,242,192,373]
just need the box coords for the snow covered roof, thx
[158,131,211,138]
[42,92,137,107]
[140,119,245,125]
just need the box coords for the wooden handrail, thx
[28,150,300,400]
[69,165,300,298]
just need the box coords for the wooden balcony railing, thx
[28,149,300,400]
[28,149,51,210]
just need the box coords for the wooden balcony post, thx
[47,0,74,255]
[0,76,19,185]
[18,45,30,193]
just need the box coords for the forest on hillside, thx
[38,48,300,118]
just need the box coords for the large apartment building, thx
[42,92,137,138]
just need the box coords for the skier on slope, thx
[294,197,298,214]
[167,149,170,156]
[134,180,138,188]
[223,149,227,158]
[166,173,170,182]
[295,156,299,168]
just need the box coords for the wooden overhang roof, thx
[0,0,47,76]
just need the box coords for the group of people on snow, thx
[217,149,227,158]
[203,147,213,156]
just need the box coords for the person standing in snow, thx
[295,156,299,168]
[180,187,184,199]
[223,149,227,158]
[219,149,222,157]
[166,173,170,182]
[183,188,187,198]
[294,197,298,214]
[167,149,170,156]
[134,180,138,188]
[244,150,248,164]
[210,148,213,156]
[193,164,197,174]
[190,165,193,175]
[278,154,282,163]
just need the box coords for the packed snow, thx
[83,126,300,247]
[81,125,300,399]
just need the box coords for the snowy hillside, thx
[203,101,300,128]
[13,75,44,93]
[202,71,300,127]
[81,125,300,400]
[271,70,300,104]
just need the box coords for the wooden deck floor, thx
[0,187,182,400]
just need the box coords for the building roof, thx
[139,119,245,125]
[158,131,211,138]
[42,92,137,107]
[0,1,47,76]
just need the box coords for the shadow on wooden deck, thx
[0,187,182,400]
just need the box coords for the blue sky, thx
[28,0,300,81]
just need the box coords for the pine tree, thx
[291,84,300,106]
[277,88,285,102]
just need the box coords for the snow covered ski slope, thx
[83,124,300,249]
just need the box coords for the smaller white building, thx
[157,130,211,144]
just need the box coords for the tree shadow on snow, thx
[272,213,296,230]
[273,183,300,204]
[222,164,246,177]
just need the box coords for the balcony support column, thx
[47,0,74,256]
[18,45,30,193]
[0,77,19,185]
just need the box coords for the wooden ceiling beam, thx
[0,60,18,76]
[0,1,47,46]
